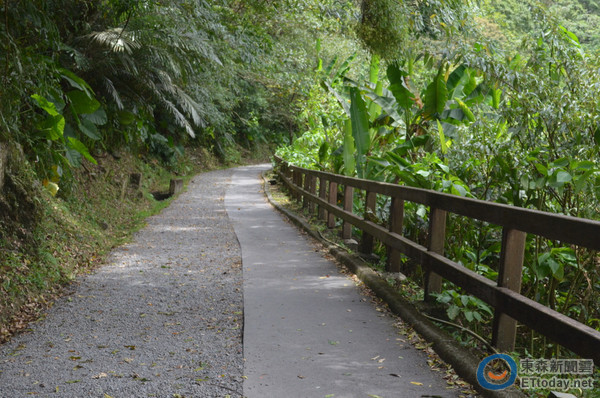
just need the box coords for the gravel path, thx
[0,168,244,397]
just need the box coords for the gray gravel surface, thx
[0,168,244,397]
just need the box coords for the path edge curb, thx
[261,170,526,398]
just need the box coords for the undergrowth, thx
[0,145,231,343]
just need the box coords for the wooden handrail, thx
[278,159,600,250]
[274,156,600,362]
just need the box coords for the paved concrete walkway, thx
[226,165,459,398]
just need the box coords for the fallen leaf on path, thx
[410,381,423,386]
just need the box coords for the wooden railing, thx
[274,156,600,363]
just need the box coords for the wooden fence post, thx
[302,172,311,209]
[318,177,328,221]
[385,197,404,272]
[386,197,404,272]
[342,185,354,239]
[425,207,446,301]
[291,169,300,202]
[284,163,292,180]
[359,191,377,254]
[492,227,526,352]
[308,174,317,214]
[327,181,338,228]
[289,169,295,199]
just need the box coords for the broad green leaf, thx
[441,108,465,122]
[440,122,457,139]
[318,142,330,164]
[40,114,65,140]
[435,162,450,174]
[118,110,136,125]
[464,311,474,322]
[349,88,370,178]
[551,158,569,168]
[65,147,82,167]
[79,119,101,141]
[67,90,100,115]
[423,71,448,119]
[556,171,572,183]
[559,25,582,49]
[547,258,564,281]
[362,88,404,126]
[492,88,502,109]
[456,99,475,122]
[447,305,460,320]
[31,94,60,116]
[534,163,548,176]
[67,137,97,165]
[368,81,383,121]
[460,295,469,307]
[451,183,467,197]
[574,170,596,194]
[369,54,380,85]
[385,151,410,167]
[446,64,471,99]
[465,82,487,106]
[59,68,94,96]
[342,119,355,176]
[386,64,413,109]
[83,108,108,125]
[464,72,477,97]
[552,247,577,264]
[571,161,596,171]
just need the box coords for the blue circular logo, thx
[476,354,518,390]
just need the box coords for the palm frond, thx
[163,99,196,138]
[85,28,141,54]
[102,77,124,110]
[172,85,207,128]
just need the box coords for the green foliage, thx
[356,0,408,58]
[278,0,600,360]
[432,289,494,325]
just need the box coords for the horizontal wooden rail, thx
[279,162,600,250]
[274,156,600,363]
